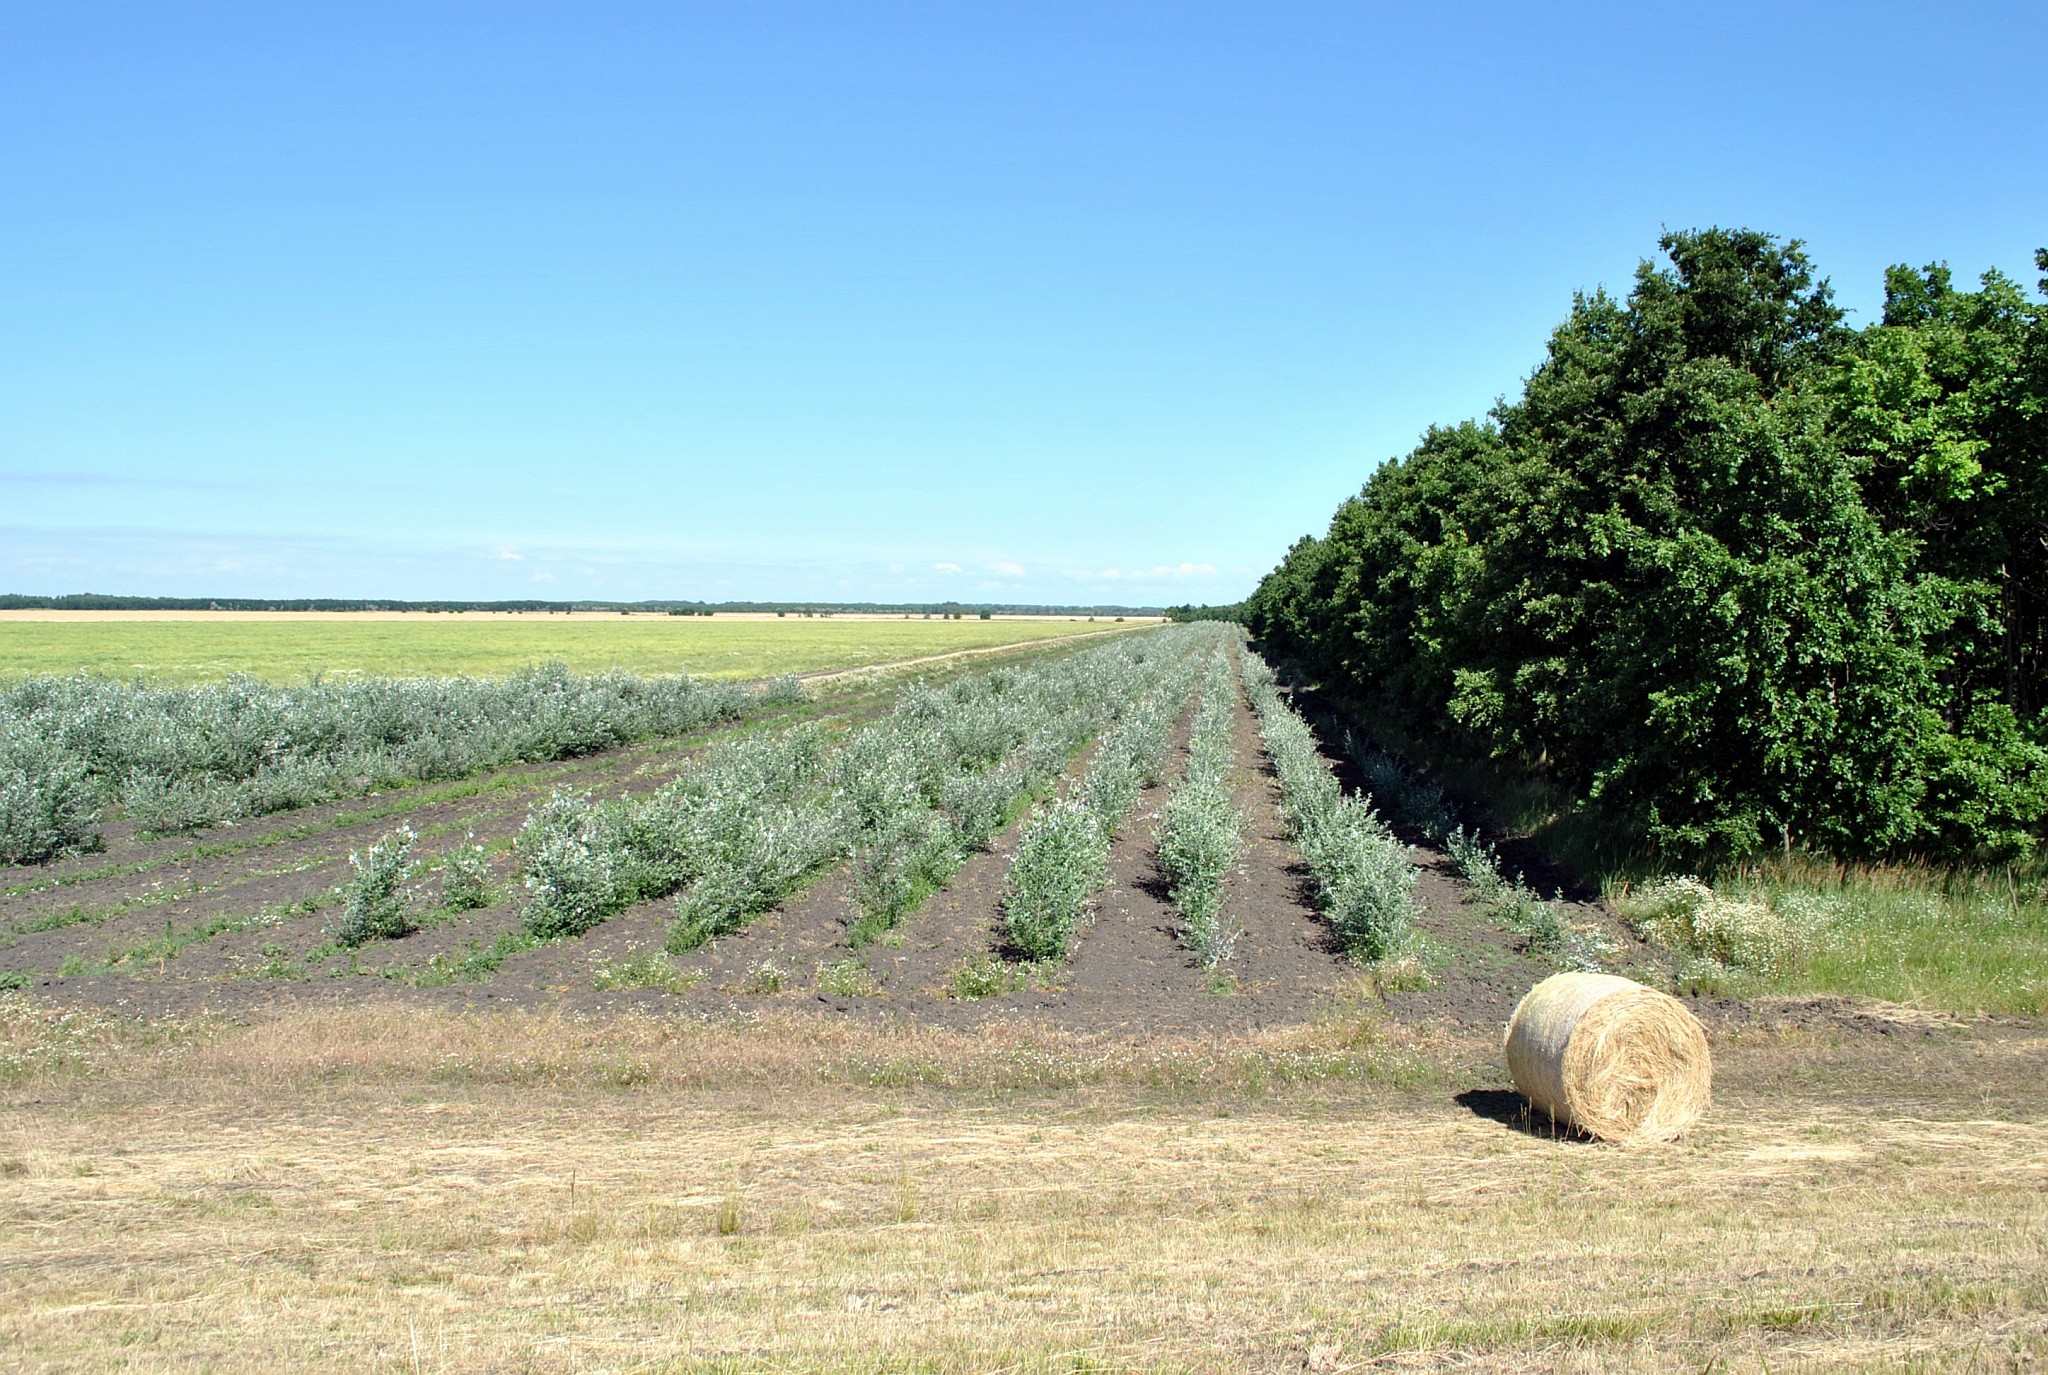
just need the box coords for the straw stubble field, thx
[4,1006,2045,1372]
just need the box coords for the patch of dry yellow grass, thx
[2,1002,2044,1372]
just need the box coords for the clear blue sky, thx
[4,2,2042,605]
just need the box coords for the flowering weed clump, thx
[1619,875,1815,981]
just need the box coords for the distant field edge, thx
[0,614,1163,684]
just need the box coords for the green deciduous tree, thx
[1249,229,2048,863]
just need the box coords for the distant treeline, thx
[0,594,1165,617]
[1164,603,1244,623]
[1246,229,2047,864]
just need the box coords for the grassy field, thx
[3,1003,2043,1373]
[0,614,1142,683]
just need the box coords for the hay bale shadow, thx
[1453,1088,1596,1144]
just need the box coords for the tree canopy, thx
[1246,230,2048,862]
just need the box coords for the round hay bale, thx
[1503,972,1711,1144]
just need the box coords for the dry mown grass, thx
[2,998,2045,1372]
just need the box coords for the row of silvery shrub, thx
[512,625,1214,955]
[1001,629,1215,961]
[332,826,494,949]
[520,723,839,946]
[1254,667,1611,971]
[1239,649,1417,962]
[0,663,787,864]
[1157,644,1246,968]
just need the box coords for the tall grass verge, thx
[1615,863,2048,1014]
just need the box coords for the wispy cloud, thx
[0,471,236,491]
[0,524,1234,605]
[1064,562,1217,582]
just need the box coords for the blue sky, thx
[4,1,2043,605]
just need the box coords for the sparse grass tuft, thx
[591,950,704,994]
[736,957,792,995]
[816,956,878,998]
[947,955,1024,999]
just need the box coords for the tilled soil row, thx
[398,660,1374,1034]
[485,679,1197,1019]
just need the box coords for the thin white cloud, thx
[1063,562,1216,582]
[991,561,1026,577]
[933,561,962,573]
[494,547,523,561]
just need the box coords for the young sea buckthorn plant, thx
[493,625,1217,966]
[0,664,757,864]
[0,725,98,865]
[437,835,494,911]
[1002,798,1111,961]
[1159,649,1247,968]
[333,824,420,948]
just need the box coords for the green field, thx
[0,615,1141,683]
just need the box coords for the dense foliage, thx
[1163,603,1244,623]
[1247,230,2048,861]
